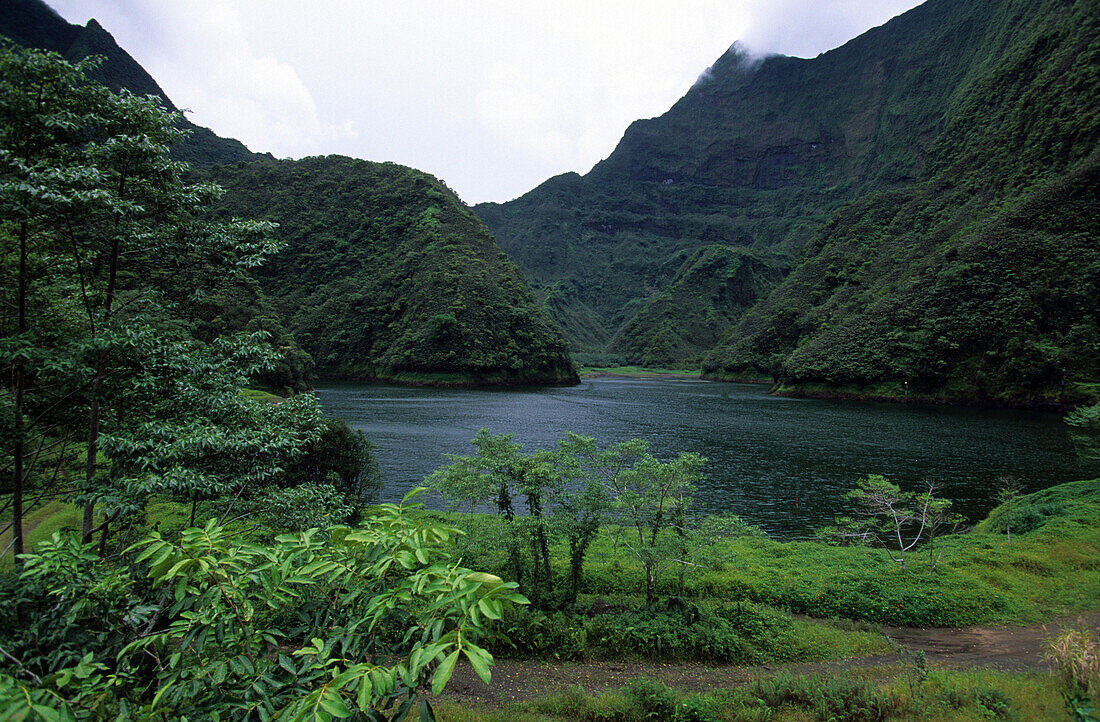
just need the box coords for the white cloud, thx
[46,0,923,202]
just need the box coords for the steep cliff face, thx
[705,0,1100,405]
[0,0,259,167]
[607,245,784,368]
[477,0,1099,403]
[474,0,992,361]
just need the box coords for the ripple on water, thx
[315,379,1096,538]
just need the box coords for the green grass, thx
[435,666,1073,721]
[448,479,1100,633]
[0,501,82,570]
[578,365,701,378]
[239,387,286,403]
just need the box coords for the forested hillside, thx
[704,0,1100,406]
[477,0,1100,405]
[203,157,579,386]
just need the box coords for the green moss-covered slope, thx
[704,0,1100,406]
[607,246,784,369]
[204,156,578,386]
[478,0,1100,402]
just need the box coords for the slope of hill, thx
[476,0,1099,405]
[0,0,259,167]
[203,156,579,386]
[474,0,995,359]
[703,0,1100,406]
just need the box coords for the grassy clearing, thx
[435,665,1071,721]
[444,479,1100,654]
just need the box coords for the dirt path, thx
[442,612,1100,707]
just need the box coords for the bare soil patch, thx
[442,612,1100,707]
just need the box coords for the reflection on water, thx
[316,378,1096,538]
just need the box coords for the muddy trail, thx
[442,612,1100,707]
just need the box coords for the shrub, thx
[752,673,904,722]
[625,679,678,720]
[1047,628,1100,700]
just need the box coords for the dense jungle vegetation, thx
[3,0,1100,718]
[201,158,578,386]
[0,45,531,719]
[477,0,1100,406]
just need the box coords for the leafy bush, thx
[488,600,817,664]
[624,679,677,720]
[250,482,353,530]
[751,673,904,722]
[0,500,528,719]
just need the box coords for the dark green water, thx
[316,378,1097,538]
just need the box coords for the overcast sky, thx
[48,1,922,204]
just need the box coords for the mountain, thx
[475,0,1099,405]
[202,156,578,386]
[705,0,1100,406]
[5,1,578,388]
[0,0,259,167]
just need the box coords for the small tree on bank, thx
[822,475,958,572]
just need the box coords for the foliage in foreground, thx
[0,499,527,720]
[452,478,1100,634]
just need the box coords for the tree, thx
[1066,401,1100,462]
[995,476,1025,543]
[824,475,958,572]
[0,44,301,556]
[282,416,383,507]
[429,428,557,607]
[601,445,705,604]
[0,45,113,561]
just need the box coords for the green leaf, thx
[355,674,374,711]
[464,646,492,684]
[477,598,502,620]
[317,689,352,718]
[431,650,460,695]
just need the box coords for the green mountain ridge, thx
[4,0,578,388]
[202,156,578,386]
[704,0,1100,405]
[476,0,1099,405]
[474,0,995,355]
[0,0,260,167]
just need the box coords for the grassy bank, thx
[579,365,701,379]
[0,501,82,570]
[443,479,1100,641]
[436,666,1071,721]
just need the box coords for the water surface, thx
[316,378,1096,538]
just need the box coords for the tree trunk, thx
[11,222,29,561]
[644,564,655,606]
[81,233,121,545]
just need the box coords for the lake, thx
[316,377,1097,538]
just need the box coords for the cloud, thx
[52,0,357,158]
[47,0,923,202]
[738,0,923,58]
